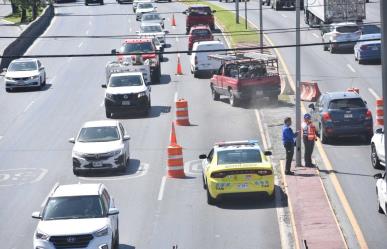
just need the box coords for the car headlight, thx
[94,226,109,237]
[35,230,49,240]
[30,75,39,80]
[137,91,147,98]
[107,149,123,157]
[5,77,12,80]
[106,93,114,99]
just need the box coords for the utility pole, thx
[381,0,387,174]
[259,0,263,53]
[235,0,239,24]
[245,0,247,29]
[295,0,301,167]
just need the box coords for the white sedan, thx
[136,2,156,21]
[3,58,46,92]
[69,120,130,175]
[137,23,168,47]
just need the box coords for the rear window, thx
[217,149,262,164]
[191,29,211,36]
[336,25,359,33]
[328,98,365,109]
[188,7,212,16]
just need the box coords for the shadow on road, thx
[324,136,371,146]
[318,168,374,178]
[119,245,135,249]
[110,105,171,119]
[6,83,52,92]
[80,158,141,177]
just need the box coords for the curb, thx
[0,5,55,68]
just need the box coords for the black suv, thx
[308,91,373,144]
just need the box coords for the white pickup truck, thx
[371,128,385,169]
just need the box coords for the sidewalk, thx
[281,162,347,249]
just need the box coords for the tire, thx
[193,70,199,78]
[5,88,11,92]
[151,65,161,83]
[43,75,46,86]
[113,231,119,249]
[211,86,220,101]
[202,174,207,190]
[371,144,382,169]
[377,192,384,214]
[320,124,329,144]
[275,1,281,10]
[229,89,238,107]
[85,2,88,5]
[105,109,112,118]
[73,168,80,176]
[100,1,104,4]
[329,44,336,54]
[206,188,216,205]
[323,44,328,51]
[39,78,44,90]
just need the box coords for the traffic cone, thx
[167,122,185,178]
[171,14,176,27]
[176,54,183,75]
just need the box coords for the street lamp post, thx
[295,0,301,167]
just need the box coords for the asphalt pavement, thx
[0,1,282,248]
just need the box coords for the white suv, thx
[32,183,119,249]
[69,120,130,175]
[371,128,385,169]
[322,22,361,53]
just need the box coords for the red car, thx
[183,5,215,34]
[111,38,161,83]
[188,25,214,53]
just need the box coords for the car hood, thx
[73,140,123,154]
[137,8,154,13]
[106,85,147,95]
[6,70,39,78]
[37,218,108,236]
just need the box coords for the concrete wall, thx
[0,5,54,69]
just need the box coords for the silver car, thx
[141,13,165,29]
[322,22,361,53]
[137,23,167,47]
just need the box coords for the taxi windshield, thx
[217,149,262,164]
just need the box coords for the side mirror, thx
[212,10,216,13]
[68,138,75,144]
[162,17,165,20]
[108,207,119,216]
[39,66,45,70]
[376,128,384,134]
[111,49,117,54]
[31,211,41,219]
[101,84,107,88]
[199,154,207,159]
[182,10,187,15]
[123,135,131,141]
[308,103,315,110]
[264,151,272,156]
[374,173,383,179]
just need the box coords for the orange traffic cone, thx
[176,54,183,75]
[171,14,176,27]
[167,123,185,178]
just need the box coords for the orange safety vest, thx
[307,123,317,141]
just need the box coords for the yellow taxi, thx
[199,140,274,205]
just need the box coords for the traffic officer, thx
[302,113,317,167]
[282,117,298,175]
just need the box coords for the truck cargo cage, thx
[105,58,151,84]
[208,52,278,67]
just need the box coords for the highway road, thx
[0,1,282,248]
[211,0,385,248]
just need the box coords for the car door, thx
[202,149,214,177]
[102,189,118,236]
[212,65,224,94]
[377,174,387,213]
[119,123,129,158]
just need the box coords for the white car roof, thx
[82,120,119,128]
[11,58,38,63]
[111,72,143,77]
[193,40,224,49]
[52,184,103,197]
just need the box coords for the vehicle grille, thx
[83,152,112,161]
[9,77,29,81]
[49,234,93,248]
[111,93,138,102]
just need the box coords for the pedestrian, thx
[302,113,317,167]
[282,117,298,175]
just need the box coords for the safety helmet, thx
[304,113,311,120]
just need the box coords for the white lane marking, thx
[347,64,356,73]
[78,42,84,48]
[176,37,179,42]
[24,101,35,112]
[368,88,381,99]
[254,109,268,150]
[86,30,90,35]
[174,92,178,102]
[0,168,48,187]
[312,33,319,39]
[280,13,287,18]
[157,176,167,201]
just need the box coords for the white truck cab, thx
[371,128,385,169]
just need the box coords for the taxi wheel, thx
[206,188,216,205]
[202,174,207,190]
[377,192,384,214]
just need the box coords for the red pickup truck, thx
[188,25,214,53]
[209,53,281,106]
[183,5,216,34]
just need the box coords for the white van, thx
[190,40,226,77]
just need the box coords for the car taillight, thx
[361,44,368,50]
[257,170,272,176]
[211,172,226,178]
[322,112,332,122]
[195,55,198,65]
[365,109,372,120]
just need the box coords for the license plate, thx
[238,183,248,189]
[92,161,103,167]
[256,90,263,96]
[344,113,353,118]
[122,101,130,105]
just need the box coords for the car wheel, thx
[320,124,329,144]
[73,168,80,176]
[202,174,207,189]
[323,43,328,51]
[211,86,220,101]
[5,88,11,92]
[39,78,44,90]
[229,89,238,107]
[377,191,384,214]
[85,2,88,5]
[105,109,112,118]
[371,144,382,169]
[268,189,275,200]
[329,44,336,54]
[100,1,104,4]
[206,188,216,205]
[358,59,363,65]
[193,70,199,78]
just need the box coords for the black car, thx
[85,0,103,5]
[308,91,373,144]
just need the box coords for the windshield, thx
[336,25,359,33]
[142,14,160,21]
[191,29,211,36]
[142,25,162,33]
[328,98,366,109]
[110,75,143,87]
[121,42,154,53]
[77,126,120,142]
[8,61,37,71]
[42,196,105,220]
[139,3,152,8]
[188,7,212,16]
[217,149,262,164]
